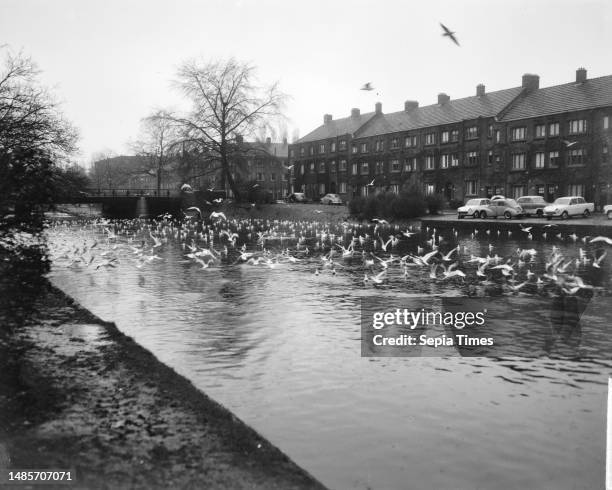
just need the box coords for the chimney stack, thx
[404,100,419,112]
[521,73,540,92]
[351,108,360,118]
[283,137,287,145]
[476,84,485,96]
[438,93,450,105]
[324,114,333,124]
[375,102,382,114]
[576,67,587,83]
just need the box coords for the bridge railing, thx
[85,189,180,198]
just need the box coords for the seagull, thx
[440,23,460,46]
[210,211,227,221]
[372,218,389,225]
[360,82,374,91]
[562,140,577,147]
[520,225,532,233]
[367,179,376,186]
[590,236,612,245]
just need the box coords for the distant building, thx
[290,68,612,207]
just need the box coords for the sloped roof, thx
[297,112,376,143]
[499,74,612,121]
[355,87,523,139]
[245,141,288,158]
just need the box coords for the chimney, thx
[266,137,271,145]
[576,67,587,83]
[476,84,485,96]
[375,102,382,114]
[521,73,540,92]
[438,93,450,105]
[351,108,360,118]
[404,100,419,112]
[324,114,333,124]
[283,137,287,145]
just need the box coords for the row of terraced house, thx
[288,68,612,208]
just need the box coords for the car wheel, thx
[536,209,543,217]
[608,210,612,220]
[583,209,590,218]
[504,211,512,219]
[479,211,487,219]
[473,211,479,219]
[561,211,569,220]
[546,216,552,221]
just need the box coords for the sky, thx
[1,0,611,167]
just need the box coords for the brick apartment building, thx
[289,68,612,208]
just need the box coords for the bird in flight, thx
[440,23,460,46]
[562,140,577,147]
[367,178,376,186]
[360,82,374,91]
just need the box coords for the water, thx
[45,218,612,489]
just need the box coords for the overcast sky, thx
[1,0,610,166]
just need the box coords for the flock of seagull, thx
[42,212,612,299]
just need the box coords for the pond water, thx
[45,217,612,490]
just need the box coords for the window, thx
[319,144,325,154]
[351,145,358,154]
[441,131,449,143]
[256,172,264,181]
[534,152,545,169]
[425,156,435,170]
[450,129,459,142]
[330,141,336,152]
[299,164,305,175]
[568,119,587,134]
[549,151,560,167]
[339,182,347,193]
[604,116,610,130]
[318,162,326,173]
[375,161,384,174]
[351,163,358,175]
[425,183,436,195]
[568,184,585,197]
[329,161,337,173]
[319,183,326,195]
[549,122,560,136]
[282,172,287,181]
[487,125,494,138]
[465,180,477,196]
[495,186,504,195]
[512,185,527,199]
[290,149,295,158]
[466,126,478,139]
[339,159,347,171]
[270,173,276,182]
[309,146,314,156]
[390,159,400,172]
[389,184,400,194]
[487,150,493,165]
[425,133,436,145]
[375,140,383,152]
[511,127,526,141]
[467,151,479,166]
[603,144,609,163]
[404,158,416,172]
[535,124,546,138]
[360,162,369,175]
[404,135,417,148]
[360,142,368,153]
[568,148,585,166]
[309,162,315,173]
[339,140,347,151]
[494,130,501,143]
[440,154,450,169]
[300,147,305,157]
[451,153,459,167]
[360,186,369,197]
[390,138,400,149]
[511,153,526,170]
[536,185,545,196]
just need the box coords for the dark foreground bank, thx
[0,251,326,489]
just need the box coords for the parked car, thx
[543,196,594,220]
[490,195,505,201]
[604,204,612,219]
[516,195,549,217]
[488,198,524,219]
[286,192,309,203]
[457,198,493,219]
[320,193,343,205]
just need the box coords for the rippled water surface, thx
[46,217,612,490]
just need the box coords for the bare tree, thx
[131,109,180,191]
[0,49,78,159]
[172,58,286,200]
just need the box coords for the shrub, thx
[448,198,463,210]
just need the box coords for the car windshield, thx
[553,198,571,205]
[465,199,481,206]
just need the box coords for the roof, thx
[297,112,375,143]
[499,74,612,121]
[245,141,288,158]
[355,87,523,139]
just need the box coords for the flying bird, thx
[562,140,577,147]
[360,82,374,91]
[440,23,460,46]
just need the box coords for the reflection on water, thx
[45,218,612,490]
